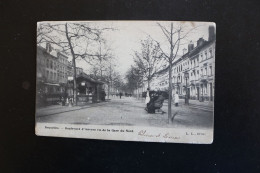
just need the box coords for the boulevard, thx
[36,96,213,129]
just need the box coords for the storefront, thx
[36,81,61,106]
[76,73,105,105]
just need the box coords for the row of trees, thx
[127,22,198,123]
[37,22,123,103]
[38,21,199,123]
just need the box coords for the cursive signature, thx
[138,130,161,137]
[138,130,180,140]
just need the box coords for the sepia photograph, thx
[35,21,215,143]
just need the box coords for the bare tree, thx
[133,37,166,89]
[125,66,143,94]
[104,58,117,99]
[112,73,124,93]
[152,22,199,123]
[37,22,114,105]
[37,23,53,45]
[92,39,112,77]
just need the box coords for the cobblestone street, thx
[36,97,214,129]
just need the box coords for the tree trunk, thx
[168,63,172,123]
[65,23,77,105]
[108,82,110,99]
[72,59,77,105]
[168,22,174,123]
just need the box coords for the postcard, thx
[36,21,215,144]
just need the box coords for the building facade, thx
[37,44,60,94]
[37,43,73,105]
[147,25,216,102]
[57,52,69,84]
[36,43,109,106]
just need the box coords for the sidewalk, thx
[165,99,213,107]
[36,101,109,117]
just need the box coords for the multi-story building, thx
[37,43,60,94]
[157,72,170,91]
[37,43,75,106]
[37,43,109,105]
[67,61,74,78]
[57,52,69,84]
[147,25,216,102]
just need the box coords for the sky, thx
[39,21,215,76]
[77,21,214,76]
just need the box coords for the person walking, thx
[174,91,179,107]
[119,92,122,99]
[145,88,150,106]
[101,89,106,101]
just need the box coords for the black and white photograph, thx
[35,21,215,143]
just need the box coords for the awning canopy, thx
[77,73,105,85]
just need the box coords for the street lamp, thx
[184,72,189,105]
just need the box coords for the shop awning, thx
[77,73,105,85]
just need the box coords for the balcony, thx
[190,80,196,86]
[200,75,208,82]
[173,82,181,86]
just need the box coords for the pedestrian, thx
[101,89,106,101]
[174,91,179,107]
[145,88,150,106]
[119,92,122,99]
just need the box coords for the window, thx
[205,67,207,75]
[46,59,49,68]
[46,70,49,79]
[210,66,213,76]
[200,54,203,61]
[205,51,208,59]
[209,49,213,58]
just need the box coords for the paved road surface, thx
[36,97,214,129]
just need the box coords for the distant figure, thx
[119,92,122,99]
[101,89,106,101]
[145,88,150,106]
[174,91,179,107]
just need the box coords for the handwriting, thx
[138,130,180,140]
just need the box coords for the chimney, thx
[197,38,205,47]
[188,41,194,52]
[208,25,216,41]
[183,48,187,55]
